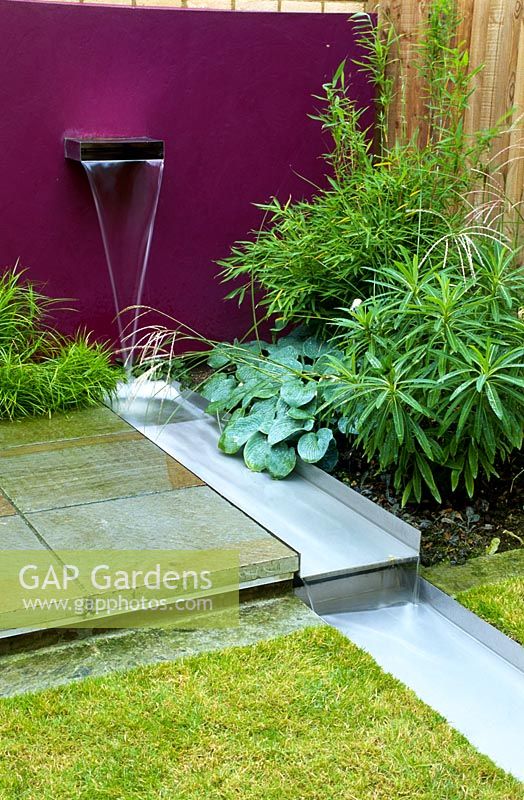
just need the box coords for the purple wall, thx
[0,1,374,345]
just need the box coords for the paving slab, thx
[0,406,130,450]
[0,494,15,517]
[0,405,300,639]
[0,517,55,629]
[0,516,45,549]
[0,436,203,513]
[27,487,298,584]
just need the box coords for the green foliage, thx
[325,242,524,502]
[219,1,509,327]
[204,0,524,498]
[0,268,52,355]
[143,0,522,499]
[201,333,341,479]
[458,577,524,645]
[0,268,123,419]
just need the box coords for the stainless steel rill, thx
[111,378,524,781]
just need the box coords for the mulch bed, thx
[334,447,524,567]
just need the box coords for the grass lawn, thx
[422,549,524,643]
[457,577,524,646]
[421,548,524,596]
[0,626,521,799]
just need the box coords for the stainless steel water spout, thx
[64,137,164,162]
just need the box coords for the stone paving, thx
[0,406,299,636]
[0,595,321,697]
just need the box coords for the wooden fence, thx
[370,0,524,210]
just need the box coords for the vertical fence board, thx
[376,0,429,147]
[478,0,504,132]
[506,6,524,211]
[372,0,523,212]
[458,0,475,54]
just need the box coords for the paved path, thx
[0,406,298,636]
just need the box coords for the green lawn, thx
[457,577,524,646]
[0,626,521,799]
[421,548,524,596]
[422,549,524,643]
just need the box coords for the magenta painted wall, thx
[0,0,374,345]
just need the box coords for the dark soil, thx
[334,447,524,567]
[186,364,213,388]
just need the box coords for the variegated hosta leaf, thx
[280,378,317,408]
[317,439,339,472]
[250,397,278,434]
[241,340,270,354]
[267,442,297,479]
[317,379,342,404]
[302,336,331,360]
[201,374,237,403]
[206,383,249,415]
[236,365,264,384]
[218,415,264,454]
[267,417,312,446]
[206,349,231,369]
[238,379,277,410]
[276,397,290,418]
[287,399,317,420]
[264,357,303,379]
[338,416,358,435]
[265,344,299,362]
[246,380,279,402]
[243,432,270,472]
[297,428,333,463]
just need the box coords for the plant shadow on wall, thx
[0,267,124,419]
[136,0,523,560]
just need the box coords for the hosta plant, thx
[200,333,342,479]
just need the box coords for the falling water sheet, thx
[84,158,164,360]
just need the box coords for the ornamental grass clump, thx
[0,267,123,419]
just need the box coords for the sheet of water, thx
[323,601,524,781]
[84,159,164,363]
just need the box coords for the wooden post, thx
[505,1,524,212]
